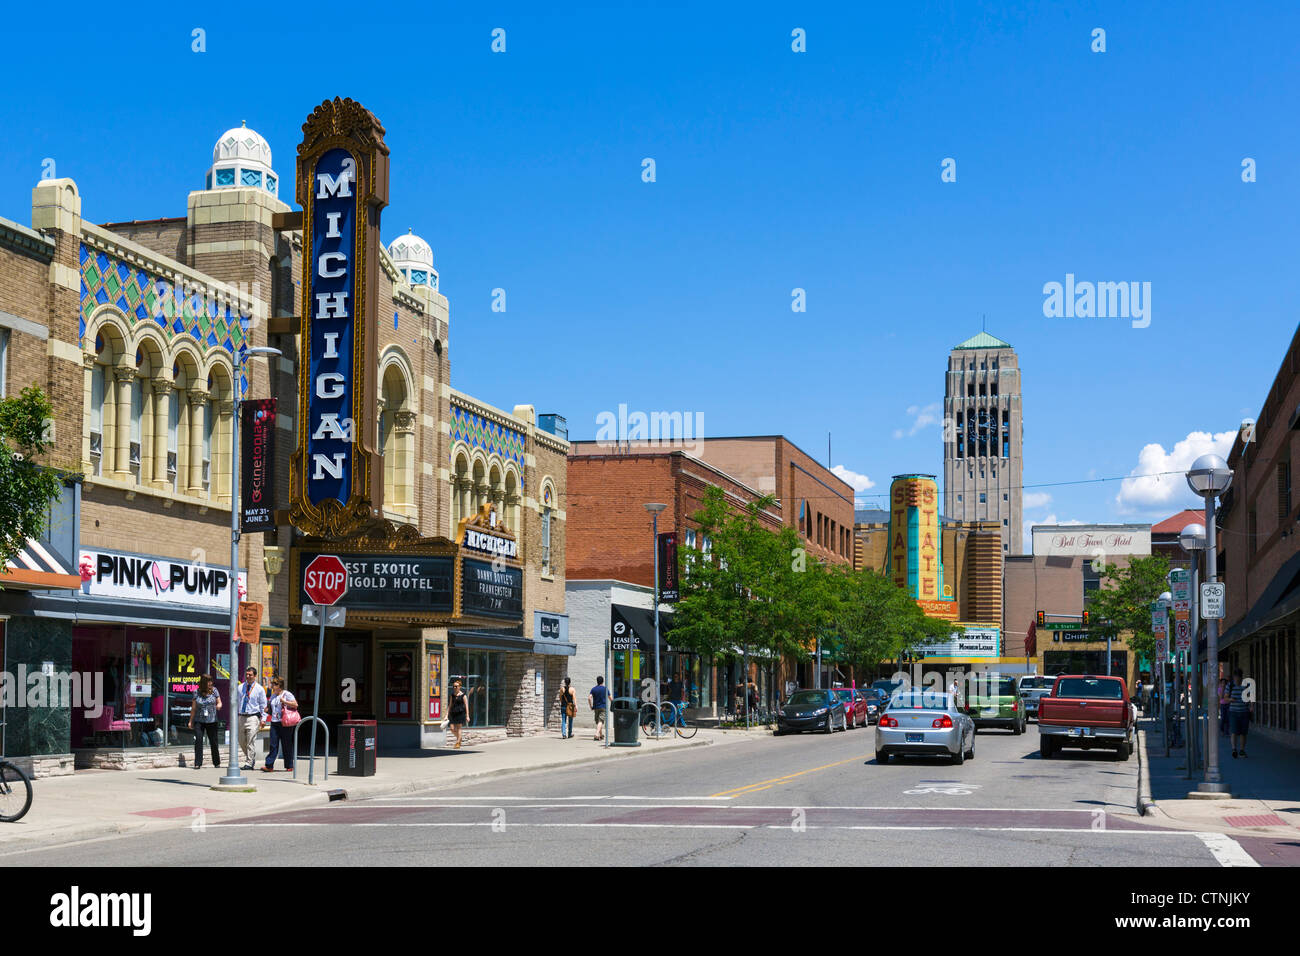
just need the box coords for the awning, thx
[1,538,81,591]
[611,604,672,655]
[1218,549,1300,650]
[449,628,576,656]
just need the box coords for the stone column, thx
[150,379,173,491]
[111,365,134,481]
[217,398,234,505]
[81,352,96,476]
[394,410,416,516]
[187,389,209,496]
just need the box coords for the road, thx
[3,723,1253,866]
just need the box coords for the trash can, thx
[337,718,377,776]
[611,697,641,747]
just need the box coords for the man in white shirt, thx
[236,667,268,769]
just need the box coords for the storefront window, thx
[73,625,127,749]
[449,648,506,727]
[167,630,211,750]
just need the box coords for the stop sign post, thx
[302,555,348,785]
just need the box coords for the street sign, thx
[1171,569,1191,621]
[302,605,347,627]
[1201,582,1225,619]
[1174,618,1191,652]
[1155,637,1168,664]
[1042,622,1084,630]
[303,554,348,606]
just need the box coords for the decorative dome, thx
[206,121,279,198]
[387,230,438,290]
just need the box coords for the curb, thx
[0,734,722,853]
[1136,727,1156,816]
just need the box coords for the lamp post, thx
[1186,454,1233,795]
[644,503,667,737]
[1158,590,1172,758]
[1179,523,1206,778]
[218,346,282,789]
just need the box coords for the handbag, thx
[282,701,301,728]
[566,702,577,718]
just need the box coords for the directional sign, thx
[302,605,347,628]
[1201,582,1226,620]
[303,554,349,606]
[1042,622,1084,631]
[1174,618,1191,652]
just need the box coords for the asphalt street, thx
[2,725,1252,866]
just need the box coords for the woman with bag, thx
[559,677,577,739]
[448,680,469,749]
[262,677,298,772]
[188,675,222,769]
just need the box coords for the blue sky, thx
[2,1,1296,545]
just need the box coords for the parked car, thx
[830,688,875,729]
[875,689,975,765]
[1017,674,1057,721]
[1038,674,1134,760]
[775,689,847,735]
[871,678,905,697]
[965,673,1026,734]
[860,687,889,724]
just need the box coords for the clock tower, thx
[942,332,1023,555]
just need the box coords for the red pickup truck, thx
[1038,674,1135,760]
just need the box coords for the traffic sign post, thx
[301,555,348,785]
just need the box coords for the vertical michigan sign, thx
[289,98,390,538]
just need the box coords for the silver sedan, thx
[874,690,976,765]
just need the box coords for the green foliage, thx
[671,487,956,673]
[0,386,67,571]
[1086,553,1173,660]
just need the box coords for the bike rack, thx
[291,717,329,785]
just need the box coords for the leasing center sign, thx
[290,97,390,539]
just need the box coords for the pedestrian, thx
[559,677,576,739]
[235,666,268,770]
[667,672,684,725]
[1229,668,1253,758]
[1218,678,1231,736]
[262,677,298,772]
[1150,685,1161,718]
[188,675,222,769]
[1135,678,1144,712]
[448,679,468,749]
[589,675,610,740]
[948,676,960,708]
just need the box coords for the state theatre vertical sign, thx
[289,98,390,539]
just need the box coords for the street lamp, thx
[217,346,282,789]
[1186,453,1233,795]
[644,503,667,738]
[1179,523,1206,780]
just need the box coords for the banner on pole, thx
[241,398,277,532]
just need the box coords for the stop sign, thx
[303,554,348,606]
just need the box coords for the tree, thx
[0,386,66,570]
[1086,553,1172,661]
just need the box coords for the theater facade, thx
[0,99,569,774]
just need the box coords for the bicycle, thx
[639,700,698,739]
[0,723,34,823]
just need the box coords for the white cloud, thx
[894,402,942,438]
[1115,430,1235,513]
[832,465,875,492]
[1023,491,1052,509]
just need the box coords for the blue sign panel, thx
[306,147,357,505]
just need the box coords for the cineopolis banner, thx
[80,549,247,611]
[241,398,277,532]
[657,532,678,602]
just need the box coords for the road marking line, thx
[710,756,865,797]
[350,802,1103,812]
[1196,832,1260,867]
[207,822,757,830]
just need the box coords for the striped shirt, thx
[1229,682,1250,714]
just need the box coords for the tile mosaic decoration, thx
[451,404,526,485]
[79,243,249,393]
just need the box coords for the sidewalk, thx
[0,729,730,853]
[1137,716,1300,841]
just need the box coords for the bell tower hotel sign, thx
[1031,525,1151,558]
[289,98,390,539]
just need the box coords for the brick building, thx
[0,112,569,774]
[1218,322,1300,749]
[566,437,854,710]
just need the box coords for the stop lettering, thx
[303,554,349,606]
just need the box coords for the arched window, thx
[451,450,471,535]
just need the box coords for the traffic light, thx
[1082,609,1090,627]
[1036,610,1045,627]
